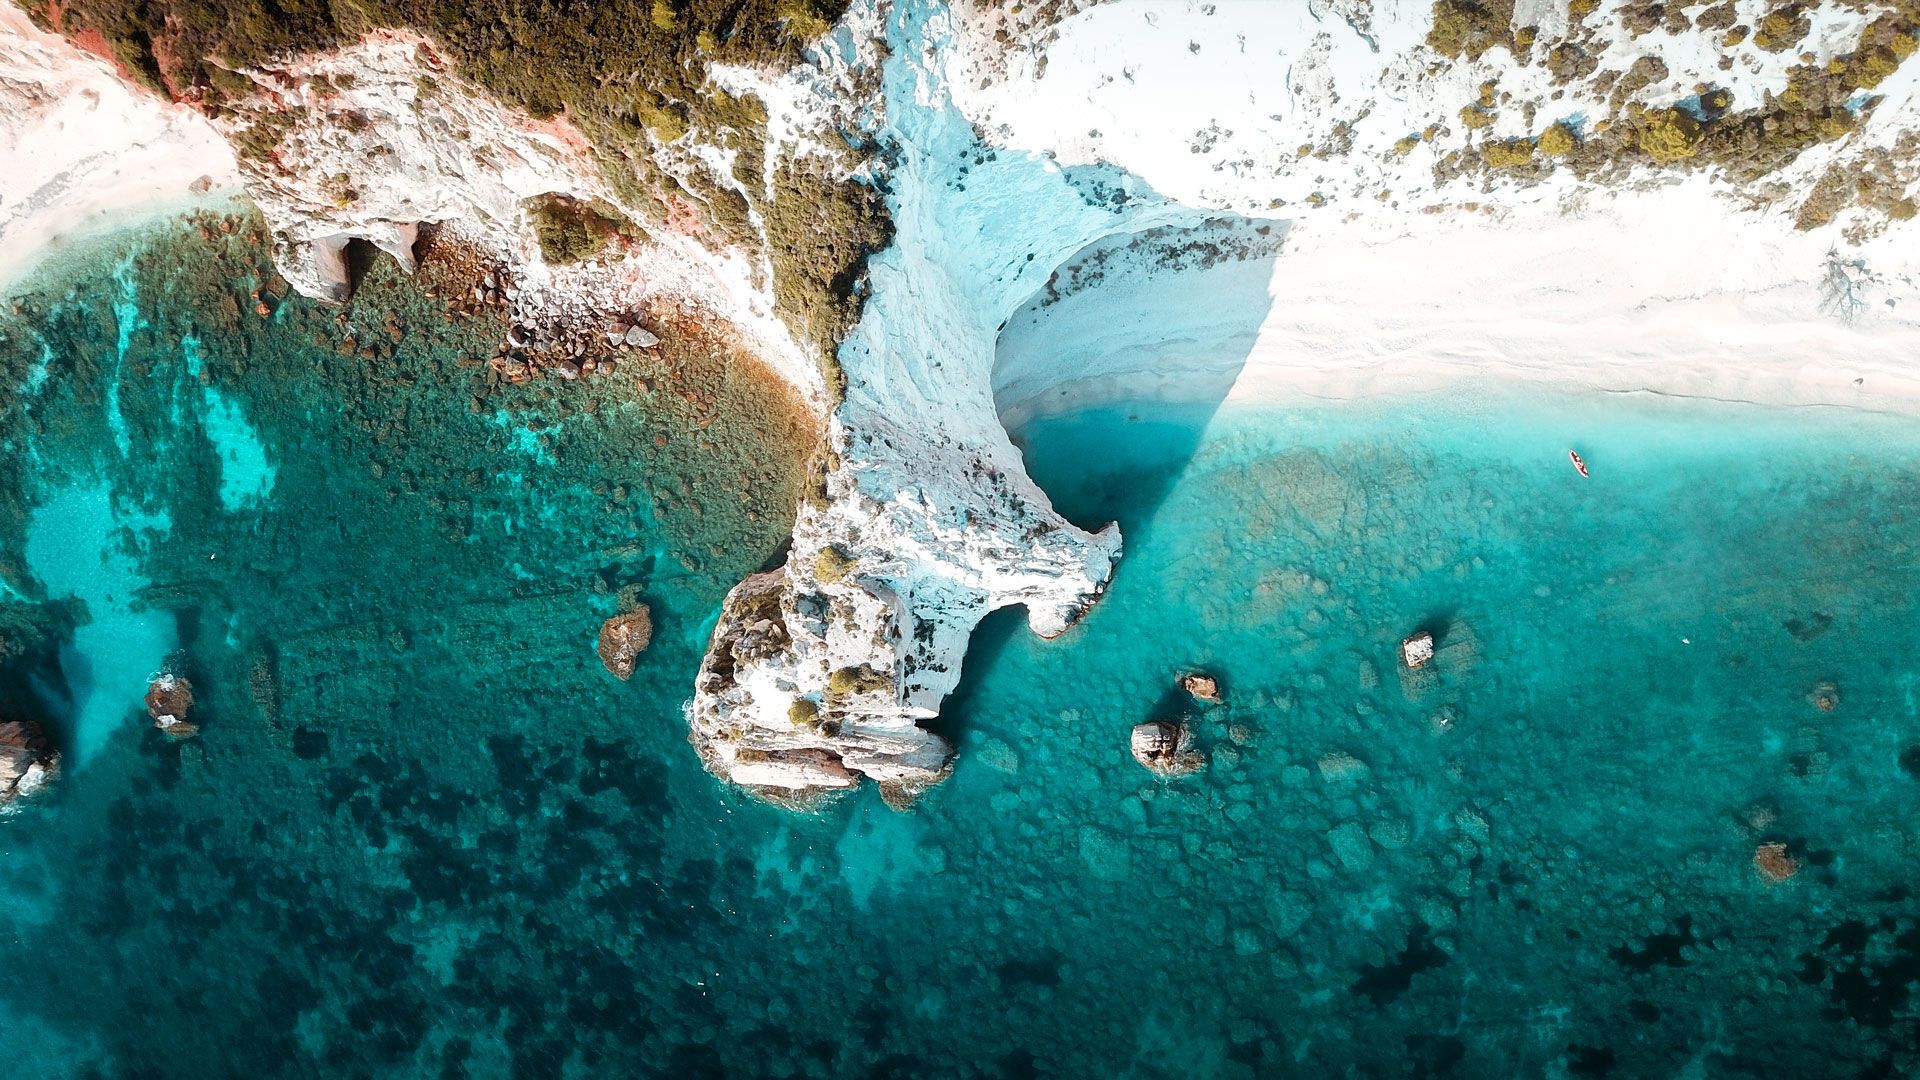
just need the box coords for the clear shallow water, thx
[991,394,1920,1075]
[23,483,175,763]
[0,223,1918,1078]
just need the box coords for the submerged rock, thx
[973,732,1022,775]
[145,674,199,739]
[597,606,654,680]
[0,720,58,810]
[1317,750,1369,781]
[1807,680,1840,713]
[1754,842,1800,884]
[623,325,660,348]
[1180,672,1222,703]
[1130,720,1206,777]
[1783,612,1834,642]
[1738,802,1780,834]
[1078,825,1132,881]
[1327,820,1375,872]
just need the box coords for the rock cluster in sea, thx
[476,264,664,386]
[1753,842,1801,884]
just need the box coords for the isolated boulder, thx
[1180,672,1222,703]
[1130,720,1206,778]
[0,720,58,810]
[145,673,199,739]
[1400,630,1435,669]
[597,605,654,680]
[1754,842,1800,884]
[1807,680,1840,713]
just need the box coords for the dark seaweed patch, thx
[1352,922,1450,1006]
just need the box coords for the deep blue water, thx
[2,222,1919,1078]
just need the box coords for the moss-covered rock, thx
[1482,137,1536,169]
[1635,108,1703,163]
[826,664,891,699]
[524,195,634,265]
[1426,0,1517,61]
[1537,122,1577,157]
[812,545,856,584]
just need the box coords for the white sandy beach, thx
[994,177,1920,430]
[0,3,238,293]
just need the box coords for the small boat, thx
[1568,450,1589,478]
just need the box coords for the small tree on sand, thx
[1819,248,1879,323]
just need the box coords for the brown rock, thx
[1754,842,1800,884]
[1130,720,1206,778]
[147,674,199,739]
[1180,672,1222,703]
[0,719,58,809]
[597,606,654,680]
[145,674,194,724]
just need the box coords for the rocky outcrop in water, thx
[1180,673,1222,703]
[0,719,58,810]
[1754,842,1801,884]
[597,606,654,681]
[146,673,199,738]
[689,448,1116,806]
[1130,720,1206,778]
[1807,680,1841,713]
[1400,631,1435,670]
[690,564,964,807]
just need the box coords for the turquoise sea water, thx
[2,223,1920,1077]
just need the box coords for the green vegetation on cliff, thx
[31,0,889,371]
[524,195,636,265]
[764,158,892,379]
[29,0,844,114]
[1429,1,1920,232]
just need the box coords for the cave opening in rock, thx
[990,216,1287,538]
[340,236,383,295]
[924,602,1028,748]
